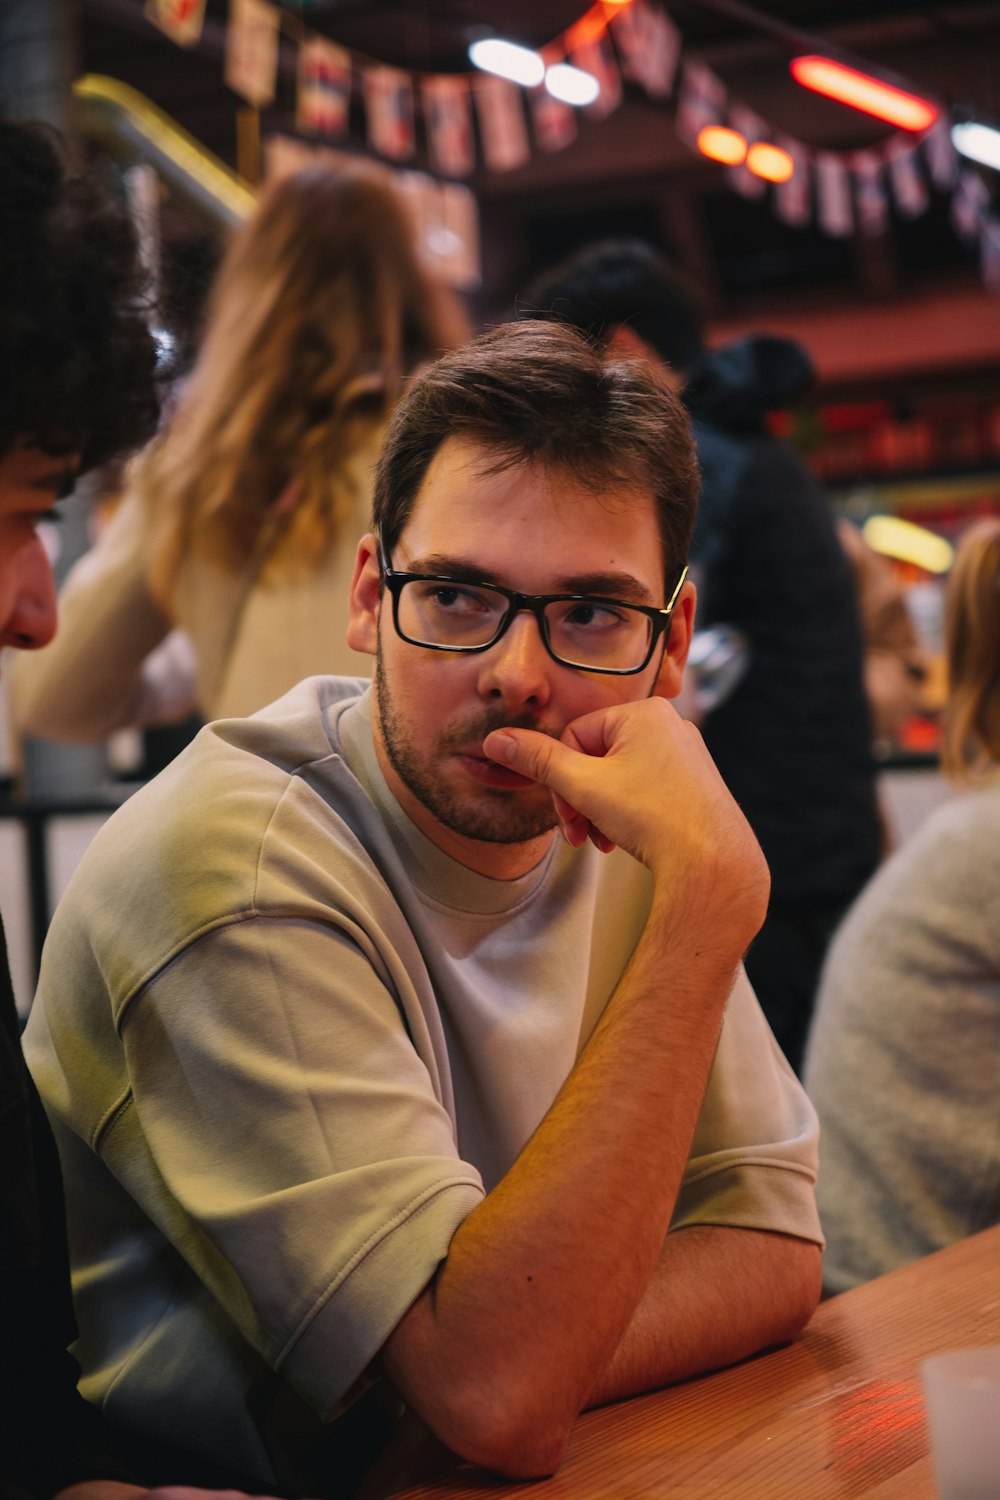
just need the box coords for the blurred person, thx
[805,517,1000,1294]
[25,322,822,1496]
[837,516,930,750]
[0,115,294,1500]
[522,241,882,1074]
[10,163,467,741]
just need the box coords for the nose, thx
[476,608,554,712]
[1,536,58,652]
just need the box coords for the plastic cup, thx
[921,1346,1000,1499]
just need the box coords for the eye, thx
[421,583,498,615]
[561,600,628,631]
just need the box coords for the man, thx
[26,321,823,1497]
[524,242,882,1073]
[0,115,280,1500]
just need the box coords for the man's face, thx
[0,443,73,668]
[348,437,693,878]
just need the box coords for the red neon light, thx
[791,55,937,132]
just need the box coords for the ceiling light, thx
[468,38,544,88]
[952,121,1000,171]
[790,55,937,132]
[747,142,794,182]
[697,126,747,165]
[862,515,954,574]
[545,63,600,107]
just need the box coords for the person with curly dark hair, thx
[0,117,282,1500]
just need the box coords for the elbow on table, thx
[420,1376,576,1480]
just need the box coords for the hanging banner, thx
[674,59,726,150]
[571,29,622,121]
[773,137,811,226]
[531,86,578,153]
[421,75,475,179]
[924,115,958,190]
[394,172,481,292]
[886,138,929,219]
[815,152,853,237]
[474,75,530,173]
[297,35,351,137]
[951,168,989,243]
[852,151,889,236]
[224,0,280,108]
[981,215,1000,292]
[611,0,681,101]
[145,0,206,47]
[363,65,415,161]
[726,104,767,199]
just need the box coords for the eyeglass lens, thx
[396,579,655,670]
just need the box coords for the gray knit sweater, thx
[804,778,1000,1294]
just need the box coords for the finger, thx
[552,790,589,848]
[482,727,583,796]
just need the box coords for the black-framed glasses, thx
[378,536,688,676]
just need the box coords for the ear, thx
[346,533,381,655]
[652,578,697,701]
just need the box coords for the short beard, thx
[374,642,560,846]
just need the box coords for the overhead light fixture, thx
[790,55,937,132]
[468,38,544,88]
[697,125,747,166]
[747,142,794,182]
[545,62,600,107]
[952,120,1000,171]
[862,515,954,574]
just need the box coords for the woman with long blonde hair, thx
[805,517,1000,1295]
[11,162,467,736]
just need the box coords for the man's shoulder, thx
[43,677,386,1002]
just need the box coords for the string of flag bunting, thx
[145,0,1000,289]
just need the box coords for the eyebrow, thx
[401,552,658,606]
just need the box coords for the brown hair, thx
[942,516,1000,783]
[141,162,467,599]
[373,320,699,586]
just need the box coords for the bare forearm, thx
[382,899,749,1474]
[588,1224,822,1409]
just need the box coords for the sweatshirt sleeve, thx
[8,486,191,743]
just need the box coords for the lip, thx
[455,753,537,790]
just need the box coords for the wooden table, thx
[389,1226,1000,1499]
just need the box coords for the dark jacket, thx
[684,336,881,903]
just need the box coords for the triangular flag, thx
[363,66,415,161]
[674,59,726,150]
[474,75,530,173]
[612,0,681,101]
[773,137,812,227]
[145,0,206,47]
[980,214,1000,291]
[815,152,854,237]
[951,168,990,243]
[886,138,929,219]
[727,105,767,199]
[571,30,622,121]
[531,87,578,154]
[224,0,280,108]
[852,151,889,236]
[421,75,475,178]
[297,35,351,137]
[924,115,959,190]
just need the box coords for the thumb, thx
[482,727,581,797]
